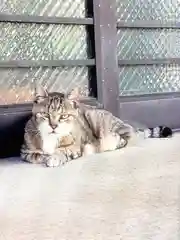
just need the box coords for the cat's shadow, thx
[0,111,31,159]
[0,157,25,165]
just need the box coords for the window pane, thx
[118,29,180,60]
[0,67,88,104]
[119,64,180,95]
[0,23,87,61]
[116,0,180,22]
[117,28,180,60]
[0,0,85,18]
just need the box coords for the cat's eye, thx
[42,113,49,118]
[61,114,69,119]
[36,112,49,119]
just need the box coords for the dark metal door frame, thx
[116,20,180,128]
[0,0,180,130]
[92,0,180,128]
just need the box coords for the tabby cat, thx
[21,85,172,167]
[21,85,134,167]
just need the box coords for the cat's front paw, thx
[46,155,60,167]
[66,145,81,160]
[46,153,68,167]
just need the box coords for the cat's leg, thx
[21,147,67,167]
[46,145,82,167]
[64,144,82,160]
[82,143,97,156]
[46,146,80,167]
[21,149,50,165]
[99,132,127,152]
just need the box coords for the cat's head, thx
[32,85,79,137]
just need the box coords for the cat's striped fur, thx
[68,88,173,142]
[75,104,135,152]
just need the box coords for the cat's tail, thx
[123,120,173,139]
[114,119,173,148]
[138,126,173,138]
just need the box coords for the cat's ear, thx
[67,87,82,109]
[67,87,81,101]
[67,87,81,109]
[35,84,48,98]
[34,84,48,103]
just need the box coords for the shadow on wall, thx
[0,107,31,158]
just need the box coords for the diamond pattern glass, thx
[119,64,180,95]
[0,0,85,17]
[0,67,88,104]
[117,28,180,60]
[116,0,180,22]
[0,23,87,61]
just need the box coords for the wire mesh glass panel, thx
[0,23,87,61]
[117,28,180,60]
[0,0,85,17]
[119,64,180,95]
[116,0,180,22]
[0,67,88,104]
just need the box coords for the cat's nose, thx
[51,124,58,130]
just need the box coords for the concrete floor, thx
[0,134,180,240]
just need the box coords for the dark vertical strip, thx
[85,0,97,98]
[92,0,120,116]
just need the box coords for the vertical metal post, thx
[93,0,119,116]
[85,0,97,98]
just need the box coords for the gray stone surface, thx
[0,134,179,239]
